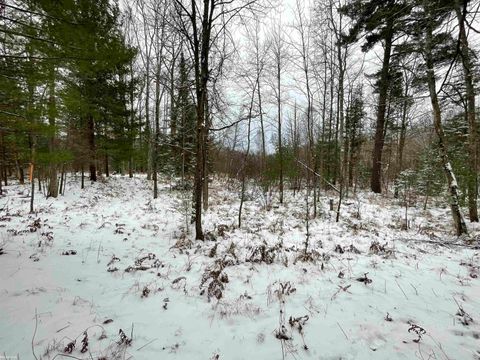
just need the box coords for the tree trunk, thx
[0,133,2,196]
[370,21,394,194]
[105,153,109,177]
[29,136,36,214]
[81,164,85,189]
[455,0,478,222]
[202,95,211,211]
[59,163,65,195]
[145,57,152,181]
[129,62,135,179]
[257,65,266,193]
[277,54,284,204]
[47,67,58,198]
[424,15,468,236]
[397,93,408,175]
[1,132,7,188]
[87,114,97,182]
[238,76,257,228]
[0,131,4,195]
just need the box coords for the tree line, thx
[0,0,478,238]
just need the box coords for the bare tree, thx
[173,0,261,240]
[270,20,287,204]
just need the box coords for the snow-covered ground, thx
[1,175,480,360]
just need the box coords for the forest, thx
[1,0,480,359]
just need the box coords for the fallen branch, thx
[296,160,340,193]
[396,237,479,249]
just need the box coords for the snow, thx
[1,175,480,359]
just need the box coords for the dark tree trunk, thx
[59,164,65,195]
[81,164,85,189]
[47,67,58,198]
[1,132,7,187]
[29,136,36,214]
[455,0,478,222]
[0,131,4,195]
[87,114,97,182]
[105,153,109,177]
[371,21,394,194]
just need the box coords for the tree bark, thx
[47,67,58,198]
[455,0,478,222]
[0,132,3,196]
[424,13,468,236]
[105,153,109,177]
[81,164,85,189]
[370,20,394,194]
[87,114,96,182]
[277,47,284,204]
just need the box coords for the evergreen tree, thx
[341,0,413,193]
[345,85,365,188]
[171,52,196,180]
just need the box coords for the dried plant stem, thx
[32,308,39,360]
[337,322,349,340]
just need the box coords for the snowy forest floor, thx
[1,175,480,360]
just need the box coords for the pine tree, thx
[172,52,196,181]
[341,0,413,193]
[411,0,468,235]
[345,85,365,188]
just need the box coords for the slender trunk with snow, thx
[424,15,468,236]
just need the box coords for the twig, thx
[337,322,349,340]
[51,354,83,360]
[56,324,71,333]
[136,338,158,351]
[96,243,102,264]
[426,334,450,360]
[397,237,479,249]
[395,279,409,300]
[409,283,419,296]
[73,324,106,341]
[32,308,39,360]
[296,159,340,193]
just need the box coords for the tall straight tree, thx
[453,0,478,222]
[270,21,287,204]
[44,0,137,182]
[173,0,260,240]
[341,0,412,193]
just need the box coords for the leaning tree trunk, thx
[455,0,479,222]
[424,17,468,236]
[371,21,394,194]
[257,63,267,194]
